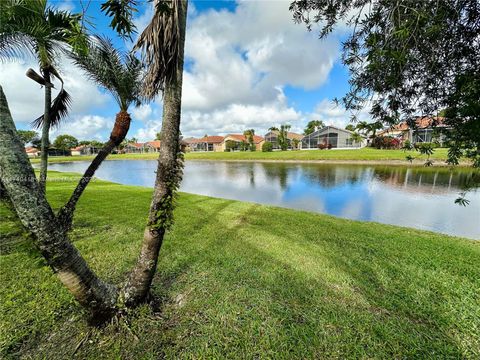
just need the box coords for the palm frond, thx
[70,35,144,110]
[0,33,37,61]
[134,0,181,99]
[32,67,72,129]
[32,88,72,129]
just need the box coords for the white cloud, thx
[182,0,340,113]
[51,115,113,141]
[179,88,303,137]
[135,120,162,142]
[132,104,153,122]
[309,99,372,129]
[55,0,75,12]
[0,58,108,124]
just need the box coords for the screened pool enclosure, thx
[301,126,364,149]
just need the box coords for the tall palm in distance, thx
[0,0,88,193]
[58,36,144,227]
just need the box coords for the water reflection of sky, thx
[47,160,480,239]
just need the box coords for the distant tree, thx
[225,140,237,152]
[291,138,300,150]
[291,0,480,166]
[349,132,363,145]
[278,124,291,151]
[90,140,104,148]
[16,130,38,145]
[262,141,273,152]
[203,134,208,138]
[355,121,383,139]
[304,120,325,135]
[268,126,279,132]
[155,131,162,141]
[240,140,250,151]
[345,124,355,132]
[243,129,255,151]
[53,135,78,150]
[31,137,44,149]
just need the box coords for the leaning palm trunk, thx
[0,86,118,319]
[58,110,132,228]
[122,0,187,305]
[38,69,51,193]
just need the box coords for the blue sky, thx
[0,0,366,142]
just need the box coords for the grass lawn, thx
[28,147,460,165]
[1,172,479,359]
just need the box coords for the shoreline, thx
[185,158,473,167]
[32,156,473,168]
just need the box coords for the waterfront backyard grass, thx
[1,172,479,358]
[28,147,460,165]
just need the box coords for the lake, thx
[47,160,480,239]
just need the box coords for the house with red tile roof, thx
[263,130,304,150]
[378,117,449,144]
[25,146,40,157]
[221,134,265,151]
[123,142,146,153]
[145,140,161,152]
[186,136,224,152]
[70,145,101,156]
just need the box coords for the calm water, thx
[48,160,480,239]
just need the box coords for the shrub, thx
[262,142,273,152]
[372,136,400,149]
[327,143,333,149]
[402,140,414,151]
[416,142,435,156]
[225,140,237,152]
[318,143,327,150]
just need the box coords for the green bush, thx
[262,142,273,152]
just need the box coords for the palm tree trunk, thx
[122,0,188,306]
[57,111,131,229]
[0,86,118,320]
[38,69,51,194]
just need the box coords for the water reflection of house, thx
[378,117,450,144]
[372,166,472,193]
[301,126,366,149]
[263,130,304,150]
[186,136,224,152]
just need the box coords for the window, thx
[346,138,353,146]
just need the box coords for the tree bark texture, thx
[0,86,118,318]
[122,0,188,306]
[38,69,51,194]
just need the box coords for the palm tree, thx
[0,0,87,193]
[0,0,189,317]
[268,126,279,132]
[349,132,363,146]
[124,0,189,305]
[278,124,291,151]
[58,36,144,227]
[243,129,255,151]
[303,120,325,135]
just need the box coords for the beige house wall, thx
[218,136,264,151]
